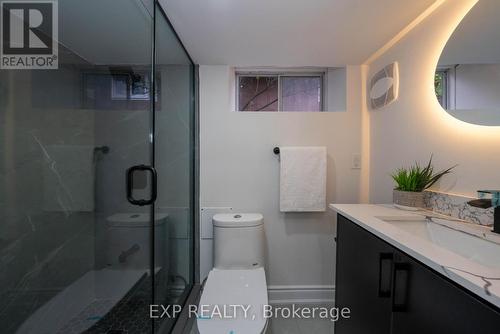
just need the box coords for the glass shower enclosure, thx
[0,0,196,333]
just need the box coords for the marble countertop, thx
[329,204,500,309]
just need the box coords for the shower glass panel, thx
[0,0,195,333]
[154,3,195,331]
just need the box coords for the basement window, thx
[237,71,325,111]
[435,69,448,109]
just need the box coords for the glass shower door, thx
[153,4,196,332]
[0,0,157,333]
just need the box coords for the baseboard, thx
[267,285,335,304]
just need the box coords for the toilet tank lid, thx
[213,213,263,228]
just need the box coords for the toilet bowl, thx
[197,213,268,334]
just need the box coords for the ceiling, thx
[58,0,190,65]
[159,0,437,66]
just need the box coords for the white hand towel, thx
[279,146,327,212]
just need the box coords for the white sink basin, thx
[376,215,500,270]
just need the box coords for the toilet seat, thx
[197,267,268,334]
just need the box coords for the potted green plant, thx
[391,156,456,208]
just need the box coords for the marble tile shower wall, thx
[424,190,494,226]
[0,70,98,331]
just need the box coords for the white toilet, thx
[106,213,169,270]
[197,213,268,334]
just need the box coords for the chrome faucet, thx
[467,190,500,234]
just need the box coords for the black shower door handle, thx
[126,165,157,206]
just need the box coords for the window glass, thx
[238,76,278,111]
[281,76,322,111]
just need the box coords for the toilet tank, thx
[213,213,265,269]
[106,213,169,270]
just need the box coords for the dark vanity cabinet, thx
[335,214,500,334]
[335,215,394,334]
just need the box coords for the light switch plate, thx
[352,153,361,169]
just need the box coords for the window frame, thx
[236,70,326,112]
[435,68,449,109]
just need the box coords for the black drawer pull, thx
[392,262,410,312]
[378,253,393,297]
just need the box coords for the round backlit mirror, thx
[435,0,500,126]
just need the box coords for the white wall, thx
[197,0,500,297]
[199,65,363,293]
[367,0,500,203]
[327,68,347,111]
[444,64,500,125]
[451,64,500,106]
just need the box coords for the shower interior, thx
[0,1,196,333]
